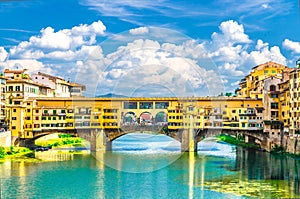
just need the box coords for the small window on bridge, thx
[139,102,153,109]
[124,102,137,109]
[155,102,169,109]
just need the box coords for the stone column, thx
[90,129,107,151]
[181,129,197,152]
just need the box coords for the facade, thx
[236,61,288,99]
[289,65,300,136]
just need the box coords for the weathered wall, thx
[282,135,300,154]
[0,131,11,147]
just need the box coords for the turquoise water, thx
[0,134,300,198]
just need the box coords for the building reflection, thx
[234,147,300,196]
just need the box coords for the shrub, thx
[58,133,72,138]
[271,144,285,154]
[0,147,6,158]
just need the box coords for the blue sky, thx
[0,0,299,97]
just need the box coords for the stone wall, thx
[282,135,300,154]
[0,131,11,147]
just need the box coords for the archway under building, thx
[155,111,167,125]
[123,112,137,125]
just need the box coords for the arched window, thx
[270,85,276,92]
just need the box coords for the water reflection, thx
[200,147,300,198]
[0,140,299,198]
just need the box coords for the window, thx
[271,70,276,74]
[8,86,13,91]
[264,70,268,74]
[42,117,46,120]
[271,103,278,109]
[12,126,16,130]
[13,109,16,112]
[16,86,21,91]
[35,116,39,120]
[12,117,16,120]
[27,109,30,112]
[271,94,278,98]
[270,85,276,92]
[14,101,20,105]
[36,110,39,113]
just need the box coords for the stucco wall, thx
[0,131,11,147]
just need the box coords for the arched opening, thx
[140,112,153,125]
[155,111,167,125]
[112,133,181,152]
[197,137,236,159]
[270,85,276,92]
[34,133,89,150]
[122,112,137,125]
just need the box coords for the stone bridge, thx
[19,127,270,152]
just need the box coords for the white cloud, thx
[283,39,300,54]
[0,47,8,62]
[261,3,269,9]
[0,19,292,96]
[129,27,149,35]
[203,20,287,78]
[0,59,54,74]
[79,38,224,97]
[9,20,106,59]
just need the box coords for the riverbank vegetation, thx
[217,134,260,149]
[35,133,87,148]
[270,144,300,158]
[0,146,33,159]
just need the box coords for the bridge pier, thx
[181,129,197,152]
[89,129,112,151]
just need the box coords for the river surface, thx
[0,133,300,199]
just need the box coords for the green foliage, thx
[0,147,6,158]
[41,137,82,148]
[58,133,72,138]
[218,134,260,149]
[162,125,168,134]
[271,144,286,154]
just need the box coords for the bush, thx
[271,144,286,154]
[58,134,72,138]
[0,147,6,158]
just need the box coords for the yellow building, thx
[236,61,288,99]
[289,64,300,136]
[167,98,263,131]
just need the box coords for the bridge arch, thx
[139,111,153,125]
[155,111,167,124]
[122,111,137,125]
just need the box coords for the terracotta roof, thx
[4,69,28,74]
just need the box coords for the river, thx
[0,133,299,198]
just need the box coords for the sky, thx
[0,0,299,97]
